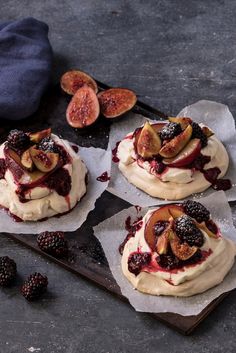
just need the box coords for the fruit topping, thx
[156,227,171,254]
[0,256,17,287]
[163,138,201,167]
[21,272,48,301]
[38,137,58,153]
[183,200,210,223]
[66,86,100,128]
[202,126,214,138]
[191,122,208,147]
[159,124,192,158]
[159,122,182,141]
[197,220,219,238]
[30,146,59,173]
[168,117,192,130]
[137,121,161,158]
[203,167,232,190]
[60,70,98,95]
[212,179,232,191]
[169,230,198,261]
[175,215,204,247]
[98,88,137,118]
[44,167,71,196]
[0,158,6,179]
[29,128,51,144]
[150,160,166,174]
[37,231,68,258]
[7,129,30,151]
[128,252,151,276]
[21,149,34,171]
[156,253,180,270]
[144,205,183,251]
[154,220,169,236]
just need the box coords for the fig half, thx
[169,230,198,261]
[60,70,98,95]
[30,146,59,173]
[29,128,51,144]
[137,121,161,158]
[98,88,137,118]
[21,149,34,171]
[66,86,100,128]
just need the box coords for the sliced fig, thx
[202,126,214,138]
[60,70,98,95]
[98,88,137,118]
[134,122,165,152]
[168,117,192,130]
[156,227,171,255]
[169,230,198,261]
[163,138,201,167]
[21,149,34,171]
[137,121,161,158]
[66,86,100,128]
[30,146,59,173]
[159,124,193,158]
[29,128,51,144]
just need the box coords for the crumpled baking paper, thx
[0,146,111,234]
[108,100,236,206]
[93,191,236,316]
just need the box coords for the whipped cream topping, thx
[117,125,229,200]
[122,209,236,296]
[0,134,87,221]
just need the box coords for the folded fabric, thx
[0,17,53,120]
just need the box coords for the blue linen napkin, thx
[0,17,53,120]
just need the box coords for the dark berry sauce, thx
[112,141,120,163]
[203,167,231,191]
[119,216,143,255]
[72,145,79,153]
[0,159,6,179]
[96,171,110,182]
[44,168,71,196]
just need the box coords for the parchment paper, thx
[108,100,236,206]
[0,146,111,234]
[94,191,236,316]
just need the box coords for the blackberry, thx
[156,254,180,270]
[160,122,182,141]
[21,272,48,301]
[38,137,58,153]
[7,129,29,151]
[0,256,17,286]
[128,252,151,276]
[175,215,204,247]
[183,200,210,223]
[154,221,169,237]
[37,231,68,258]
[191,122,208,147]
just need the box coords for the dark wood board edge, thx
[4,232,231,335]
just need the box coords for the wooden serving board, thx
[0,81,230,335]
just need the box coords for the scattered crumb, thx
[28,348,41,352]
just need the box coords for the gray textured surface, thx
[1,0,236,352]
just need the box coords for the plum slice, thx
[60,70,98,95]
[163,138,201,167]
[30,146,59,173]
[66,86,100,128]
[21,149,34,171]
[144,205,183,251]
[98,88,137,118]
